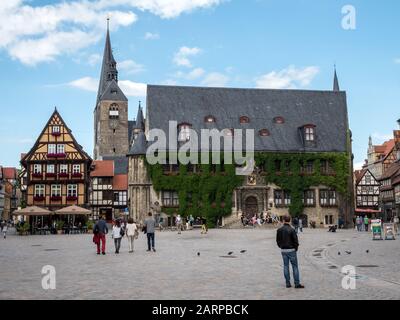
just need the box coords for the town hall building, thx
[93,26,354,228]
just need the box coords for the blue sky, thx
[0,0,399,168]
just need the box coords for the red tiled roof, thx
[2,167,17,179]
[113,174,128,190]
[374,139,395,156]
[90,160,114,177]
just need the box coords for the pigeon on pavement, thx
[228,252,234,255]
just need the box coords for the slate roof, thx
[128,131,147,156]
[99,79,127,102]
[379,161,400,181]
[146,85,349,153]
[128,120,136,144]
[103,156,129,175]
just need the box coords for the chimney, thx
[397,118,400,129]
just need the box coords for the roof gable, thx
[21,109,92,164]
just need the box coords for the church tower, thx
[94,19,129,160]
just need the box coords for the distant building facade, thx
[89,159,128,222]
[20,109,92,211]
[0,166,19,220]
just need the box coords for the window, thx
[51,185,61,197]
[162,191,179,206]
[57,144,65,154]
[320,190,337,206]
[274,190,283,206]
[109,104,119,119]
[303,190,315,206]
[304,125,316,142]
[259,129,270,137]
[365,175,371,184]
[48,144,56,154]
[72,164,81,174]
[60,164,68,174]
[34,185,45,197]
[178,123,192,142]
[274,116,285,124]
[284,191,291,206]
[302,160,314,174]
[204,115,216,123]
[325,215,334,225]
[224,128,234,137]
[33,164,42,174]
[52,126,60,133]
[67,184,78,197]
[240,116,250,124]
[47,165,55,174]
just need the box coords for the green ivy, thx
[145,152,350,225]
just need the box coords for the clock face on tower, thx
[110,119,119,129]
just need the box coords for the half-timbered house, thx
[354,169,380,217]
[20,109,92,211]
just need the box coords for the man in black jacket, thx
[276,216,304,289]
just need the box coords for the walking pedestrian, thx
[355,216,361,231]
[393,215,399,234]
[93,216,108,255]
[276,216,304,289]
[298,218,303,233]
[3,223,8,239]
[126,218,137,253]
[112,220,123,254]
[364,216,370,232]
[201,216,208,234]
[143,212,156,252]
[292,216,299,233]
[176,214,183,234]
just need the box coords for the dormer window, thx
[240,116,250,124]
[274,116,285,124]
[109,104,119,119]
[178,123,192,142]
[259,129,270,137]
[204,115,216,123]
[224,128,234,137]
[304,125,316,142]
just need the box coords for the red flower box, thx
[51,196,62,201]
[47,153,66,158]
[72,173,82,178]
[59,173,69,178]
[51,132,61,137]
[32,173,42,178]
[33,196,45,201]
[46,173,56,178]
[67,196,78,201]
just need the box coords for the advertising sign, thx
[383,223,396,240]
[371,219,382,240]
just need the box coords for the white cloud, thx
[201,72,229,87]
[255,65,320,89]
[95,0,223,19]
[68,77,99,92]
[175,68,205,80]
[173,46,201,67]
[1,0,223,65]
[67,76,146,97]
[88,53,102,66]
[144,32,160,40]
[119,80,147,96]
[118,59,145,74]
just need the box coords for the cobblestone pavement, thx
[0,228,399,300]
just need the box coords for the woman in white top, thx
[112,220,123,254]
[126,218,138,253]
[3,224,8,239]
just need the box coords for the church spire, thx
[97,18,118,102]
[333,65,340,92]
[133,101,145,132]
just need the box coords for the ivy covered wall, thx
[145,152,350,225]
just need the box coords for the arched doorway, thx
[244,196,259,219]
